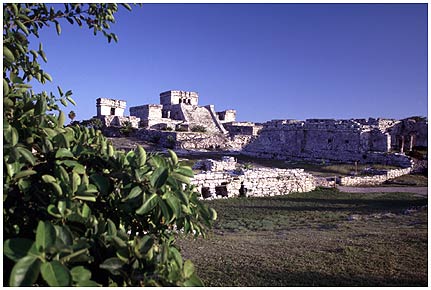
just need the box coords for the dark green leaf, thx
[35,221,56,251]
[16,20,29,35]
[3,78,9,95]
[54,225,73,246]
[3,45,15,62]
[57,111,66,128]
[14,169,37,179]
[121,185,142,201]
[47,204,62,218]
[56,165,70,185]
[10,126,18,146]
[168,149,178,165]
[40,261,71,286]
[42,174,56,184]
[150,167,168,188]
[135,145,147,167]
[170,247,183,267]
[135,236,153,258]
[55,21,61,35]
[81,203,91,219]
[70,266,91,282]
[9,255,41,286]
[107,219,117,236]
[73,192,96,202]
[72,172,80,193]
[108,237,126,251]
[72,163,85,174]
[57,86,64,96]
[66,96,76,106]
[135,193,159,215]
[90,174,109,195]
[172,172,190,184]
[121,3,132,11]
[183,260,195,279]
[166,194,181,219]
[209,208,217,221]
[4,239,34,262]
[183,273,204,287]
[100,257,124,276]
[55,148,74,159]
[175,166,194,177]
[159,198,172,222]
[58,200,66,216]
[76,280,101,286]
[16,147,35,166]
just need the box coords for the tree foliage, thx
[3,3,216,286]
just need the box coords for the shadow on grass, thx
[221,197,427,213]
[217,268,427,287]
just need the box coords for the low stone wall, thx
[192,157,237,172]
[99,115,140,128]
[315,176,337,188]
[191,168,316,199]
[339,167,413,186]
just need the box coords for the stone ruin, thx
[190,156,417,199]
[96,98,140,128]
[129,90,233,134]
[190,158,316,199]
[95,91,427,169]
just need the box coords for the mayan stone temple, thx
[96,90,427,162]
[92,90,428,198]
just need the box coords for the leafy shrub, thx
[119,121,135,137]
[191,125,207,133]
[175,126,188,132]
[3,3,215,286]
[166,135,176,149]
[80,117,103,130]
[242,163,253,170]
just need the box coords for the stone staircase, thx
[180,104,227,134]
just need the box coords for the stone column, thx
[385,133,391,152]
[409,134,415,151]
[400,136,405,153]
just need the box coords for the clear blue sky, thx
[31,3,428,122]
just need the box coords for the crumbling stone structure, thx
[190,158,316,199]
[339,166,413,186]
[241,118,427,165]
[130,90,234,134]
[95,97,140,128]
[96,93,427,169]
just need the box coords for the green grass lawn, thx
[177,188,427,287]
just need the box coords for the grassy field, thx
[177,188,428,287]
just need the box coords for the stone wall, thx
[98,115,140,128]
[191,167,316,199]
[241,118,419,167]
[134,129,232,150]
[160,90,199,106]
[192,157,237,172]
[340,167,413,186]
[96,98,126,117]
[130,104,163,119]
[224,122,263,136]
[217,110,237,123]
